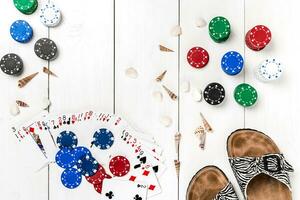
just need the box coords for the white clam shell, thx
[170,25,182,36]
[10,103,20,116]
[42,98,51,110]
[160,115,172,127]
[195,18,207,28]
[152,91,163,102]
[191,87,202,102]
[125,67,138,79]
[181,81,190,93]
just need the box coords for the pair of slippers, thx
[186,129,294,200]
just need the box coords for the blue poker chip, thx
[92,128,114,150]
[76,155,99,176]
[57,131,78,149]
[72,146,91,161]
[61,168,82,189]
[221,51,244,75]
[10,20,33,43]
[55,148,76,169]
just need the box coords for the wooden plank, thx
[245,0,300,198]
[0,1,49,200]
[48,0,114,199]
[115,0,179,199]
[179,0,245,199]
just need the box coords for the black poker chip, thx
[34,38,58,60]
[203,82,225,105]
[0,53,23,76]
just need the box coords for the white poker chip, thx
[39,2,61,27]
[256,58,283,82]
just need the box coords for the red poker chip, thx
[86,164,112,185]
[245,25,271,50]
[94,181,103,194]
[109,155,130,177]
[187,47,209,68]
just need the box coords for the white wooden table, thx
[0,0,299,199]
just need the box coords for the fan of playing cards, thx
[15,111,167,199]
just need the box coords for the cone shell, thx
[43,67,57,77]
[200,112,213,133]
[155,70,167,82]
[174,132,181,154]
[18,72,39,88]
[162,85,177,100]
[16,100,29,107]
[174,160,180,178]
[159,45,174,52]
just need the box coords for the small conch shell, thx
[194,126,206,150]
[174,132,181,155]
[191,87,202,102]
[152,91,163,102]
[174,160,180,178]
[162,85,177,101]
[10,103,20,116]
[125,67,138,79]
[200,112,213,133]
[195,18,207,28]
[43,67,57,77]
[18,72,39,88]
[16,100,29,107]
[159,45,174,52]
[155,70,167,82]
[170,25,182,36]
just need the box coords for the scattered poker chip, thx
[94,182,103,194]
[0,53,23,76]
[55,148,76,169]
[61,168,82,189]
[256,58,283,81]
[234,83,258,107]
[34,38,58,60]
[13,0,38,15]
[221,51,244,75]
[39,2,62,27]
[245,25,271,51]
[203,82,225,105]
[86,164,112,185]
[73,146,91,161]
[56,131,78,149]
[209,16,231,42]
[92,128,114,150]
[109,156,130,177]
[10,20,33,43]
[76,155,99,177]
[187,47,209,68]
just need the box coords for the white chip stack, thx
[39,1,62,27]
[256,58,283,82]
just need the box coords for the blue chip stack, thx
[221,51,244,75]
[10,20,33,43]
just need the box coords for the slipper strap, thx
[229,153,293,199]
[213,182,239,200]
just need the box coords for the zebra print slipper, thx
[227,129,294,200]
[186,165,239,200]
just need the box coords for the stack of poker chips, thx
[245,25,272,51]
[13,0,38,15]
[256,58,283,82]
[208,16,231,43]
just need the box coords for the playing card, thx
[101,179,148,200]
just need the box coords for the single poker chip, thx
[234,83,258,107]
[34,38,58,60]
[61,168,82,189]
[86,164,112,185]
[0,53,23,76]
[221,51,244,75]
[109,156,130,177]
[10,20,33,43]
[94,182,103,194]
[203,82,225,105]
[13,0,38,15]
[55,148,76,169]
[39,2,61,27]
[92,128,114,150]
[187,47,209,68]
[256,58,283,81]
[76,155,99,177]
[56,131,78,149]
[209,16,231,42]
[73,146,91,161]
[245,25,271,51]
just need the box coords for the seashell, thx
[41,97,51,110]
[191,87,202,102]
[174,160,180,178]
[16,100,29,107]
[10,103,20,116]
[181,81,190,93]
[162,85,177,101]
[170,25,182,36]
[159,45,174,52]
[200,112,213,133]
[18,72,39,88]
[160,115,172,127]
[152,91,163,102]
[194,126,206,150]
[43,67,57,77]
[125,67,138,79]
[195,18,207,28]
[174,132,181,155]
[155,70,167,82]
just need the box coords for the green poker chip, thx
[234,83,258,107]
[209,16,231,43]
[13,0,38,15]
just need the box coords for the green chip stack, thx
[13,0,38,15]
[208,16,231,43]
[234,83,258,107]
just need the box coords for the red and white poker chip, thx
[245,25,271,51]
[86,164,111,185]
[109,155,130,177]
[187,47,209,68]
